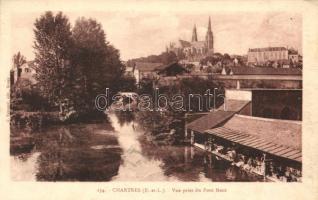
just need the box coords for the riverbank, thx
[10,109,108,131]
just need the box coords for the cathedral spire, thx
[206,16,213,53]
[191,24,198,42]
[207,16,212,33]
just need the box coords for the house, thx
[10,61,36,86]
[133,62,164,84]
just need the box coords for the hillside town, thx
[10,13,302,182]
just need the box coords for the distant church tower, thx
[192,24,198,42]
[205,17,213,54]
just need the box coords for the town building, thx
[167,17,214,61]
[247,47,289,65]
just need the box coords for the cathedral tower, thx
[192,24,198,42]
[206,17,213,53]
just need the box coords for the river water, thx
[10,112,263,182]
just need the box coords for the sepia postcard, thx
[0,0,318,200]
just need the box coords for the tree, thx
[33,11,74,113]
[71,17,124,109]
[13,51,27,69]
[117,75,137,92]
[127,51,178,65]
[161,51,178,64]
[12,52,27,78]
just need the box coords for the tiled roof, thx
[135,62,164,72]
[231,67,302,75]
[186,110,235,133]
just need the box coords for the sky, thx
[11,11,302,61]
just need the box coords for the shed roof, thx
[205,114,302,162]
[186,110,235,133]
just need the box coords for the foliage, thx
[135,110,174,135]
[137,78,154,94]
[10,111,60,132]
[127,51,178,66]
[13,52,27,70]
[33,11,74,111]
[31,12,125,120]
[116,75,137,92]
[71,17,125,109]
[175,76,225,112]
[10,79,50,111]
[158,62,188,76]
[134,76,224,143]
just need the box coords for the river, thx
[10,112,264,182]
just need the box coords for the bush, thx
[11,79,50,111]
[10,111,60,132]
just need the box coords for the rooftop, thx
[178,40,192,48]
[135,62,164,72]
[205,114,302,162]
[186,110,235,133]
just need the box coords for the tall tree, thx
[33,11,73,112]
[72,17,124,109]
[13,51,27,70]
[12,52,27,79]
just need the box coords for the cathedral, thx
[167,17,214,61]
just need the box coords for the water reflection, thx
[11,112,264,182]
[109,112,177,181]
